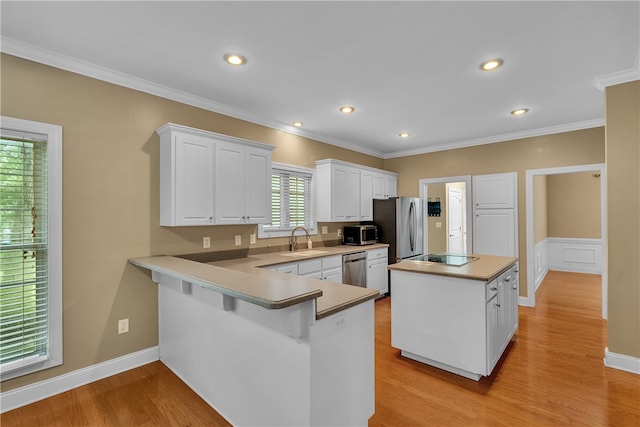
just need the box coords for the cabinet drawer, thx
[298,259,322,275]
[321,255,342,270]
[486,279,498,300]
[275,263,298,275]
[367,248,388,261]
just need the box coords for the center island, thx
[388,254,519,380]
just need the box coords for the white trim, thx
[534,239,549,291]
[0,116,63,380]
[525,164,607,318]
[384,119,604,159]
[0,37,610,161]
[0,347,159,413]
[547,238,603,274]
[594,50,640,90]
[604,347,640,375]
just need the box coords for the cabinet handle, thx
[512,285,517,290]
[495,303,501,308]
[505,277,511,282]
[490,287,497,291]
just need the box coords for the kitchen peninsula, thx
[389,254,519,380]
[129,246,384,427]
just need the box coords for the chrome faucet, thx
[289,226,311,252]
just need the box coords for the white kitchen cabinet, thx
[485,283,500,372]
[275,263,298,275]
[474,209,516,257]
[366,248,388,295]
[321,255,343,283]
[215,141,272,224]
[373,172,398,199]
[285,255,343,284]
[486,264,519,374]
[158,126,216,226]
[316,159,397,222]
[360,170,373,221]
[157,123,274,227]
[473,172,517,209]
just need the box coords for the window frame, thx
[258,162,317,239]
[0,116,63,380]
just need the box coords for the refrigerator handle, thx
[409,201,416,251]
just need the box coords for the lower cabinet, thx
[366,248,389,295]
[289,255,344,284]
[486,263,519,374]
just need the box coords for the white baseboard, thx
[0,346,159,413]
[604,347,640,375]
[547,237,603,274]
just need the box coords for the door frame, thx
[419,176,472,255]
[524,163,607,318]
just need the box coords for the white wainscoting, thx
[0,347,159,413]
[547,238,603,274]
[534,239,549,291]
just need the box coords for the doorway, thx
[525,164,607,318]
[419,176,472,254]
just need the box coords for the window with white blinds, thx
[259,163,316,238]
[0,117,62,380]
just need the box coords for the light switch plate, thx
[436,222,442,229]
[337,229,342,237]
[118,318,129,334]
[321,226,328,234]
[203,236,211,248]
[250,233,256,244]
[235,235,241,246]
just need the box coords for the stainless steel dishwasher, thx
[342,251,367,287]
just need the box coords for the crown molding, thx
[594,50,640,90]
[0,37,385,158]
[383,118,605,159]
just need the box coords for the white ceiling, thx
[1,1,639,158]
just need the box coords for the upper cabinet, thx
[316,159,398,222]
[473,173,516,209]
[157,123,274,227]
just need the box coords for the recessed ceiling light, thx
[224,53,246,66]
[480,58,503,71]
[339,106,355,114]
[511,108,529,116]
[399,132,410,138]
[292,121,303,128]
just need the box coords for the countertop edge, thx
[129,256,323,310]
[388,255,518,282]
[316,292,380,320]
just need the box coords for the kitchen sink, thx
[280,250,329,257]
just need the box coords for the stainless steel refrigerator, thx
[373,197,424,266]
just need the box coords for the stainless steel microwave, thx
[343,225,378,245]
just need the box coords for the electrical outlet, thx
[337,229,342,237]
[250,233,256,244]
[321,226,328,234]
[118,318,129,334]
[235,235,241,246]
[203,236,211,248]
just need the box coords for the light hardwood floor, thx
[2,271,639,426]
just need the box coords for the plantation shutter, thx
[0,129,50,369]
[267,167,313,232]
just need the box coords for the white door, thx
[447,186,464,253]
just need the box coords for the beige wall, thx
[384,127,606,299]
[606,80,640,359]
[533,175,548,244]
[547,172,601,239]
[0,54,384,391]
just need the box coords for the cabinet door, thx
[497,276,510,351]
[360,170,373,221]
[333,165,360,221]
[506,266,519,337]
[215,141,245,224]
[173,133,215,226]
[473,173,516,209]
[384,175,397,198]
[486,294,499,373]
[322,267,343,284]
[367,259,388,295]
[473,209,516,257]
[372,174,386,199]
[244,146,272,224]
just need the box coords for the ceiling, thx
[1,1,639,158]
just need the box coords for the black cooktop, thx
[414,254,478,266]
